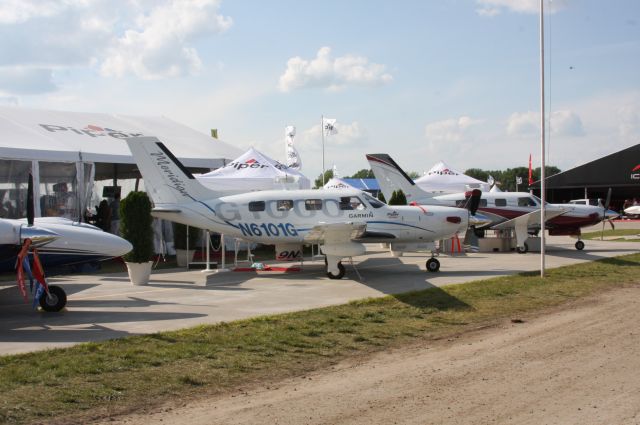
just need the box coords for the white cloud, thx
[0,67,57,95]
[0,0,232,95]
[507,111,538,136]
[278,47,393,92]
[476,0,568,17]
[550,110,585,137]
[101,0,232,79]
[618,101,640,141]
[425,116,483,142]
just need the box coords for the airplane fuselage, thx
[151,189,469,245]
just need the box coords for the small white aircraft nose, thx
[102,233,133,257]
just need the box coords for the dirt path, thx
[102,287,640,425]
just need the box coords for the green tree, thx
[377,191,386,203]
[388,190,407,206]
[313,170,334,188]
[407,171,421,180]
[347,169,375,179]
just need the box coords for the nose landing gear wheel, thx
[516,242,529,254]
[327,262,345,279]
[575,240,585,251]
[39,285,67,312]
[426,258,440,272]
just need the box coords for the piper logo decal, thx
[39,123,144,139]
[631,164,640,180]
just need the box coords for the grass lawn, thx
[1,254,639,424]
[581,228,640,240]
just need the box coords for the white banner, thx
[285,125,301,170]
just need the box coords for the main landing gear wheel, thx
[426,258,440,273]
[39,285,67,312]
[575,240,585,251]
[516,243,529,254]
[327,262,345,279]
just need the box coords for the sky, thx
[0,0,639,180]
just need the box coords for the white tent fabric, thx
[323,177,356,190]
[196,147,311,193]
[415,160,489,194]
[0,106,241,168]
[489,184,503,192]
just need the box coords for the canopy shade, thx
[0,106,242,168]
[415,160,489,193]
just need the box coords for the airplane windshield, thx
[363,193,385,209]
[530,195,549,206]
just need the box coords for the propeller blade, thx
[464,189,482,215]
[27,173,34,227]
[608,219,615,231]
[604,187,612,210]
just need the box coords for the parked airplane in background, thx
[126,137,490,277]
[367,153,618,253]
[1,177,132,311]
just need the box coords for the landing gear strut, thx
[575,240,585,251]
[39,285,67,312]
[426,257,440,273]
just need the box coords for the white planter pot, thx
[126,261,153,286]
[175,249,195,267]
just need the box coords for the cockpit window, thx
[363,193,385,209]
[339,196,366,210]
[494,198,507,207]
[518,197,537,207]
[248,201,265,212]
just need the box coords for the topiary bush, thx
[120,191,154,263]
[388,189,407,206]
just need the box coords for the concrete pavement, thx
[0,235,638,355]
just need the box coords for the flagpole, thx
[321,114,326,186]
[539,0,546,278]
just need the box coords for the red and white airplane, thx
[367,154,618,253]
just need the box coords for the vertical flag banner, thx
[284,125,301,170]
[332,164,339,178]
[322,118,338,135]
[528,154,533,185]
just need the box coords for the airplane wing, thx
[304,222,367,244]
[491,209,568,247]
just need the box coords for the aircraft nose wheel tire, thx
[39,285,67,312]
[326,262,346,279]
[575,240,585,251]
[426,258,440,273]
[516,243,529,254]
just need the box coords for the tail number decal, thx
[237,222,298,237]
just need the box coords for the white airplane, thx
[126,137,490,277]
[1,177,133,311]
[367,153,618,253]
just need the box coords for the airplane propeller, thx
[26,173,34,227]
[600,188,615,241]
[464,189,482,216]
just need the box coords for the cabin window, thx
[494,198,507,207]
[479,199,488,207]
[518,197,536,207]
[248,201,265,212]
[277,200,294,211]
[339,196,365,210]
[305,199,323,211]
[455,199,466,207]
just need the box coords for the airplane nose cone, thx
[102,233,133,257]
[469,213,493,228]
[20,226,60,247]
[604,209,619,220]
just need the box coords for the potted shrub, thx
[173,222,200,267]
[120,191,154,285]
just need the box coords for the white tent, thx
[323,177,356,190]
[196,147,311,193]
[0,106,242,219]
[0,106,241,168]
[415,160,489,194]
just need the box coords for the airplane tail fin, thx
[366,153,434,204]
[126,136,220,204]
